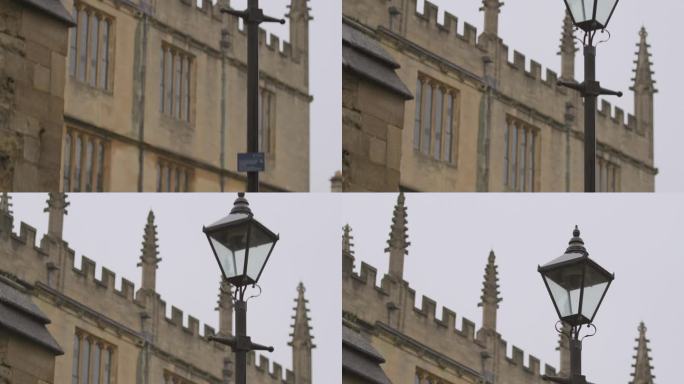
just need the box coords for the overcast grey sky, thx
[230,0,342,192]
[416,0,683,191]
[341,193,682,384]
[9,193,341,384]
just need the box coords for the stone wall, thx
[342,70,404,192]
[0,0,72,192]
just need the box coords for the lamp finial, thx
[231,193,252,215]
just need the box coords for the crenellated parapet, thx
[344,256,558,381]
[247,351,296,384]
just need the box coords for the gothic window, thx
[413,74,459,165]
[156,159,191,192]
[70,3,113,90]
[160,45,193,123]
[504,117,538,192]
[259,88,275,153]
[72,330,115,384]
[597,158,619,192]
[63,128,108,192]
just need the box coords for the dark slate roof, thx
[14,0,76,26]
[0,278,64,355]
[343,22,413,100]
[342,326,392,384]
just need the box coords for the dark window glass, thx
[69,8,78,76]
[421,83,432,155]
[77,11,89,81]
[89,14,99,87]
[99,20,110,89]
[71,334,79,384]
[433,89,443,160]
[64,133,72,192]
[74,136,82,192]
[85,139,93,192]
[413,78,422,149]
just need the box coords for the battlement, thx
[409,0,479,47]
[344,257,558,381]
[598,99,638,132]
[497,336,557,378]
[150,0,304,68]
[231,17,297,62]
[247,351,295,384]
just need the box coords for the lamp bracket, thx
[220,7,286,25]
[557,80,622,98]
[208,335,275,353]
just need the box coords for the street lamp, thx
[538,226,614,384]
[556,0,622,193]
[221,1,285,192]
[204,193,280,384]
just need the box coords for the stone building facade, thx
[341,193,658,383]
[2,0,312,192]
[341,0,657,192]
[342,20,412,192]
[0,0,74,192]
[0,193,315,384]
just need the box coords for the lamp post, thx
[221,2,284,192]
[204,193,280,384]
[556,0,622,193]
[538,226,614,384]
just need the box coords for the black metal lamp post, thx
[221,2,285,192]
[557,0,622,193]
[538,226,614,384]
[204,193,280,384]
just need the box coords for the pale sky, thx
[415,0,683,191]
[230,0,342,192]
[341,193,682,384]
[8,193,341,384]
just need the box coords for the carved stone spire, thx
[631,27,657,142]
[216,278,233,336]
[480,0,503,36]
[478,250,502,331]
[44,193,69,239]
[287,0,311,62]
[630,322,655,384]
[342,224,355,278]
[385,192,409,280]
[137,211,161,293]
[289,282,314,384]
[556,322,571,376]
[558,10,577,81]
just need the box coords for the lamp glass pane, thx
[545,275,581,317]
[543,261,585,317]
[580,265,611,319]
[566,0,594,24]
[209,224,249,279]
[595,0,617,26]
[245,224,276,281]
